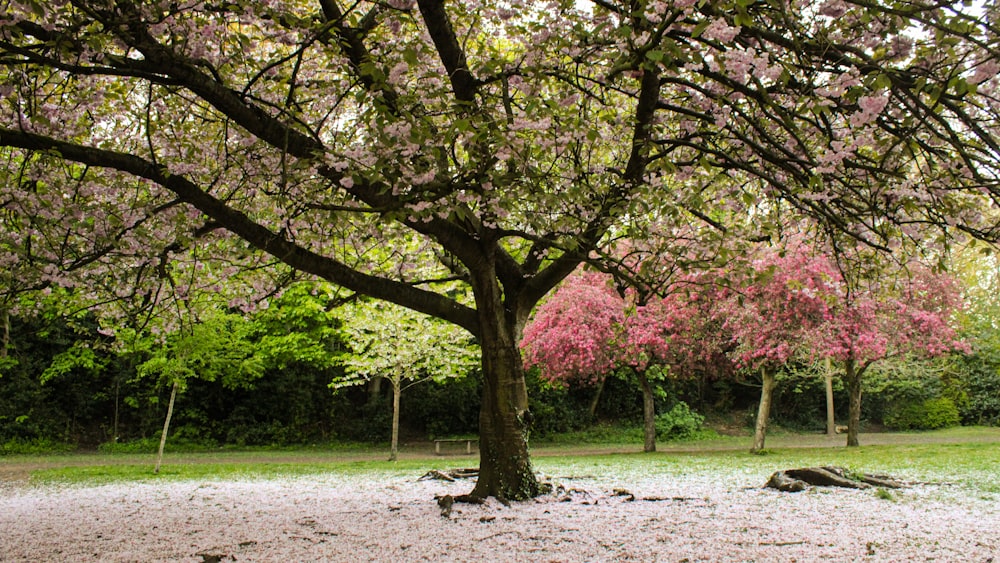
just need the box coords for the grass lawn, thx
[4,426,998,491]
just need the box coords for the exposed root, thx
[766,466,907,492]
[419,468,479,482]
[454,493,488,505]
[436,494,455,517]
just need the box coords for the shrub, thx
[884,397,961,431]
[0,438,74,456]
[946,354,1000,426]
[655,402,705,440]
[97,437,159,454]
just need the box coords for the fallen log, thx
[766,466,905,492]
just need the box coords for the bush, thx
[97,437,159,454]
[655,402,705,441]
[0,438,74,456]
[884,397,961,431]
[946,354,1000,426]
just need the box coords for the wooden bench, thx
[434,438,478,455]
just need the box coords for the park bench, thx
[433,437,478,455]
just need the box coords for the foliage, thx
[521,272,627,383]
[403,374,482,439]
[815,262,968,367]
[948,355,1000,426]
[949,247,1000,426]
[655,402,706,441]
[135,312,264,391]
[333,299,479,391]
[722,246,838,371]
[883,398,962,431]
[247,283,344,372]
[523,367,592,437]
[0,437,74,456]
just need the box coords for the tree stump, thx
[765,466,904,492]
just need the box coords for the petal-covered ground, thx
[2,463,997,562]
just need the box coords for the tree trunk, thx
[588,375,608,419]
[1,308,9,358]
[113,379,120,443]
[154,380,179,475]
[751,369,776,453]
[845,357,862,447]
[468,273,541,501]
[389,379,401,462]
[825,358,836,437]
[637,369,656,453]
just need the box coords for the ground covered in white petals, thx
[2,461,997,562]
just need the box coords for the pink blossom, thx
[702,18,740,43]
[969,60,999,86]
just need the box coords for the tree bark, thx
[637,369,656,453]
[825,358,836,437]
[845,357,862,447]
[751,369,776,453]
[154,380,179,475]
[468,273,541,501]
[389,379,401,462]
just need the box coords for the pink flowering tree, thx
[721,246,840,452]
[522,270,711,452]
[817,261,968,446]
[1,1,997,500]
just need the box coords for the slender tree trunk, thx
[468,273,541,501]
[588,375,608,419]
[1,308,9,359]
[845,357,862,447]
[637,369,656,453]
[389,379,401,462]
[751,369,777,453]
[113,379,120,442]
[154,380,179,475]
[825,358,836,437]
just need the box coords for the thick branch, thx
[0,128,481,336]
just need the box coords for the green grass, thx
[6,427,999,492]
[17,451,457,486]
[532,421,737,448]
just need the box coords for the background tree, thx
[522,270,704,452]
[721,245,839,453]
[816,260,967,446]
[136,310,263,472]
[948,247,1000,425]
[334,298,478,461]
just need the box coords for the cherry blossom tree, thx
[816,258,968,446]
[522,270,708,452]
[1,0,997,500]
[721,246,839,452]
